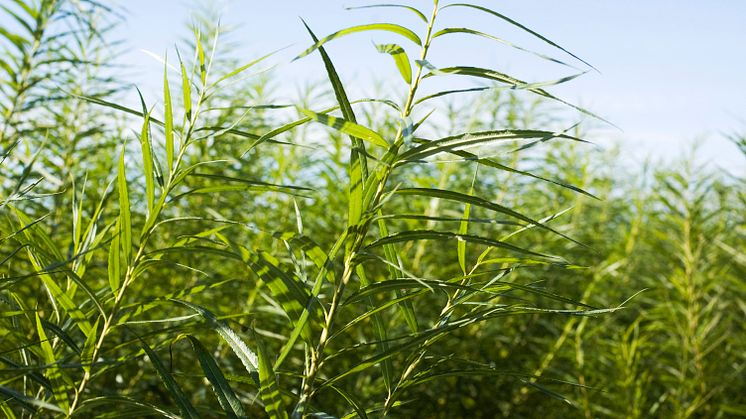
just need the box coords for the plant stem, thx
[295,2,441,415]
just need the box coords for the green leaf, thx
[442,3,597,71]
[432,28,577,69]
[179,57,192,120]
[80,318,100,375]
[13,211,93,337]
[139,112,156,215]
[301,21,369,232]
[355,266,395,395]
[118,144,132,265]
[454,148,598,199]
[375,43,412,84]
[328,384,369,419]
[139,338,200,419]
[398,129,585,163]
[273,233,347,370]
[195,28,206,85]
[187,336,247,419]
[213,49,282,87]
[375,218,418,332]
[163,56,175,176]
[0,385,63,414]
[299,108,389,148]
[345,279,496,305]
[458,170,478,275]
[256,334,288,419]
[242,248,317,341]
[35,314,70,412]
[365,229,558,260]
[423,66,612,125]
[295,23,422,60]
[172,300,259,383]
[346,4,427,22]
[108,221,120,294]
[394,188,585,247]
[73,396,180,418]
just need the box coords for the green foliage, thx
[1,1,744,418]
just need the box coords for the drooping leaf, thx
[394,188,586,246]
[432,28,577,69]
[187,336,247,419]
[172,300,259,384]
[441,3,597,71]
[139,338,200,419]
[300,21,369,231]
[423,66,612,125]
[298,108,389,148]
[346,4,427,22]
[295,23,422,60]
[375,43,412,84]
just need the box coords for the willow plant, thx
[1,1,622,418]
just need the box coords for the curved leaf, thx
[393,188,586,247]
[295,23,422,60]
[346,4,427,22]
[375,43,412,84]
[187,336,247,419]
[441,3,597,71]
[139,338,200,419]
[433,27,577,69]
[299,108,389,148]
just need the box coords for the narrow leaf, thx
[256,334,288,419]
[187,336,247,419]
[442,3,597,71]
[299,108,389,148]
[140,339,200,419]
[295,23,422,60]
[375,43,412,84]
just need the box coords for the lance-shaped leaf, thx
[394,188,586,247]
[299,107,389,148]
[117,144,132,265]
[346,4,427,22]
[432,28,577,69]
[256,334,288,419]
[242,249,318,341]
[163,56,174,175]
[441,3,597,71]
[375,43,412,84]
[139,111,156,215]
[187,336,247,419]
[179,56,192,120]
[172,300,259,384]
[365,229,557,260]
[108,220,121,294]
[300,21,368,230]
[139,339,200,419]
[295,23,422,60]
[423,66,612,125]
[0,386,63,415]
[35,314,70,412]
[397,129,585,163]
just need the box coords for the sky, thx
[104,1,746,173]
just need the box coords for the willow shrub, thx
[4,1,743,418]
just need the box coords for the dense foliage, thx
[1,1,744,418]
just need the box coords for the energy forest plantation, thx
[0,1,744,418]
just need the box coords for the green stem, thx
[295,2,441,416]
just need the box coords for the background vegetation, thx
[1,1,744,418]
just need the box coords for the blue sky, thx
[108,1,746,172]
